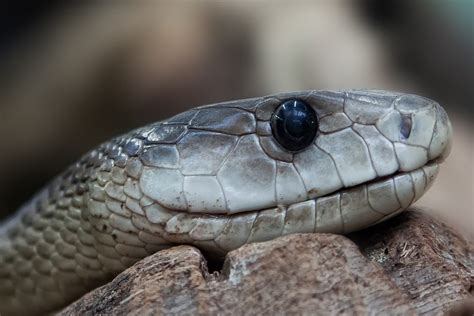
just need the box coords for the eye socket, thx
[271,99,318,151]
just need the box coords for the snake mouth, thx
[340,160,440,228]
[352,159,441,196]
[159,160,440,254]
[282,160,440,235]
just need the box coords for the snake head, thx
[121,89,452,243]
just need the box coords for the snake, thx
[0,90,452,315]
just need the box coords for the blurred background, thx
[0,1,472,236]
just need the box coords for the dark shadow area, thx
[201,250,226,275]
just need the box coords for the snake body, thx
[0,90,452,315]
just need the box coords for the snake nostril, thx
[400,114,412,140]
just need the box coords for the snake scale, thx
[0,90,452,315]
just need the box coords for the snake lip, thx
[188,161,440,218]
[352,160,438,192]
[178,159,443,218]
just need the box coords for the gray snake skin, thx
[0,90,452,315]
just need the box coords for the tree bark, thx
[59,210,473,315]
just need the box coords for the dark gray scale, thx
[146,125,188,144]
[343,90,397,125]
[124,138,144,156]
[190,108,256,135]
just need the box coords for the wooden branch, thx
[60,210,473,315]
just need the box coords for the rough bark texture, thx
[349,210,473,315]
[60,210,473,316]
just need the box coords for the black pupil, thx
[271,99,318,151]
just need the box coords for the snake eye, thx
[271,99,318,151]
